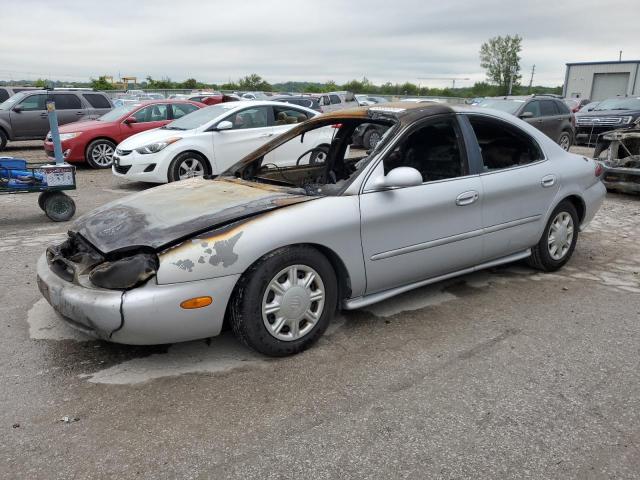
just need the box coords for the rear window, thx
[555,100,570,114]
[0,89,9,102]
[53,94,82,110]
[83,93,111,109]
[329,94,341,105]
[540,100,557,116]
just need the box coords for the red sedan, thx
[44,99,205,168]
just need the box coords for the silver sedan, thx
[37,103,606,356]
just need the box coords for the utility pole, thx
[619,50,623,61]
[507,65,517,96]
[527,64,535,93]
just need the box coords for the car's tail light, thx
[594,162,603,177]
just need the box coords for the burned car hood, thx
[71,177,313,254]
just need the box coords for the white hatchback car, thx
[112,101,331,183]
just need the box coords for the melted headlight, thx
[89,253,159,290]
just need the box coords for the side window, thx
[17,94,46,111]
[53,94,82,110]
[83,93,111,109]
[132,104,169,122]
[0,89,9,102]
[329,94,341,105]
[522,101,541,117]
[555,100,570,115]
[540,100,557,116]
[468,116,544,171]
[274,106,311,125]
[227,107,269,129]
[172,103,199,119]
[383,118,466,182]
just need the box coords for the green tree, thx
[90,76,115,90]
[181,78,198,89]
[479,35,523,94]
[237,74,272,91]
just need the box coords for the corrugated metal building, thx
[563,60,640,101]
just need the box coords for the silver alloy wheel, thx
[559,134,571,151]
[177,157,205,180]
[547,211,574,260]
[369,130,381,148]
[91,143,115,166]
[262,264,325,342]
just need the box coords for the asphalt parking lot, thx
[1,141,640,479]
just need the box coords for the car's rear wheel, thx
[168,152,210,182]
[363,128,382,150]
[528,200,578,272]
[230,246,337,357]
[43,191,76,222]
[0,129,7,151]
[86,139,116,169]
[558,131,572,151]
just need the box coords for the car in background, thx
[271,95,321,112]
[564,98,590,113]
[579,101,599,112]
[574,97,640,145]
[43,100,204,168]
[0,90,113,151]
[139,93,165,100]
[401,98,447,104]
[477,95,575,150]
[466,97,485,105]
[37,102,605,355]
[355,95,390,106]
[0,86,38,103]
[313,91,358,112]
[242,92,270,100]
[188,93,241,106]
[112,101,330,183]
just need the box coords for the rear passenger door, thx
[52,94,85,127]
[464,114,559,261]
[82,93,113,118]
[539,100,563,141]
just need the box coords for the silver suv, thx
[0,90,113,150]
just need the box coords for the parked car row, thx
[574,96,640,145]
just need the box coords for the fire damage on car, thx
[596,125,640,194]
[35,104,416,342]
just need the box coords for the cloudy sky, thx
[2,0,639,87]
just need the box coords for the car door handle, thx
[40,112,48,117]
[260,133,275,138]
[541,174,556,188]
[456,190,479,206]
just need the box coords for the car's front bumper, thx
[602,165,640,194]
[112,150,168,183]
[36,254,240,345]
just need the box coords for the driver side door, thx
[359,115,484,294]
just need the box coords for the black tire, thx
[168,151,211,182]
[558,131,572,151]
[85,139,116,169]
[38,191,53,211]
[0,129,7,151]
[528,200,578,272]
[363,128,382,150]
[43,192,76,222]
[230,246,338,357]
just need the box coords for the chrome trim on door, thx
[540,174,556,188]
[370,214,542,261]
[456,190,479,206]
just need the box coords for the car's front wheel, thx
[558,131,572,151]
[230,246,337,356]
[528,200,578,271]
[363,128,382,150]
[86,139,116,169]
[168,152,211,182]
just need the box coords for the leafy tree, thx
[323,80,339,92]
[181,78,198,89]
[237,74,272,91]
[479,35,523,94]
[90,76,115,90]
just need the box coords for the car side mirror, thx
[124,116,137,124]
[215,120,233,131]
[371,167,422,190]
[13,106,22,113]
[519,111,534,119]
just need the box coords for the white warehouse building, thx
[563,60,640,101]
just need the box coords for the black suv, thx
[574,97,640,146]
[0,90,113,150]
[478,95,575,150]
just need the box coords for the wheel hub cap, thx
[262,265,325,342]
[547,212,574,260]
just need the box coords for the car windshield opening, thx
[0,92,27,110]
[594,98,640,111]
[163,103,236,130]
[223,117,396,196]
